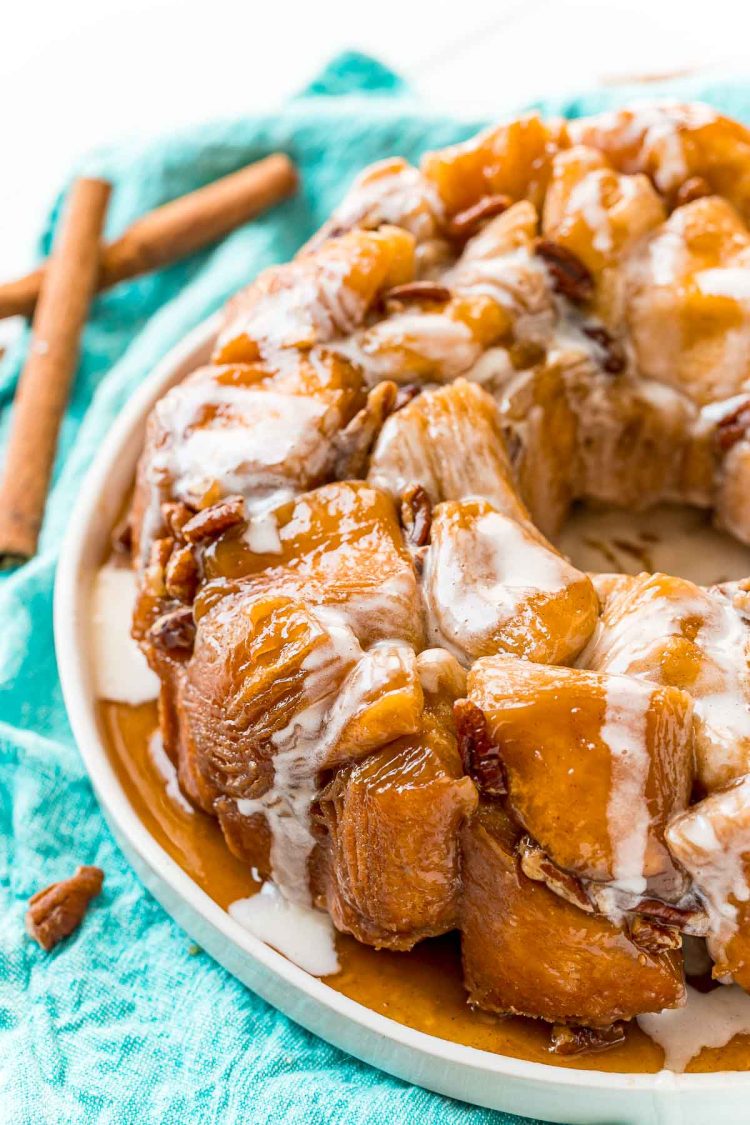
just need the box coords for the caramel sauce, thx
[97,494,750,1075]
[98,698,705,1075]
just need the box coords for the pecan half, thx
[147,605,196,652]
[581,323,626,375]
[400,483,432,548]
[384,281,452,306]
[164,544,200,603]
[454,699,507,796]
[550,1022,626,1057]
[627,914,681,954]
[674,176,712,208]
[516,837,594,913]
[501,425,523,467]
[333,381,398,480]
[631,896,710,936]
[26,866,104,951]
[716,399,750,453]
[508,340,546,370]
[535,240,594,303]
[393,383,422,413]
[447,193,513,239]
[182,496,246,544]
[162,500,194,542]
[144,536,175,597]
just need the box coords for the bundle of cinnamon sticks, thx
[0,153,298,567]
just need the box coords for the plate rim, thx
[53,310,750,1108]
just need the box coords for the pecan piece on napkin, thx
[26,866,104,951]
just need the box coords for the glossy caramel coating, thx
[125,101,750,1031]
[468,655,693,893]
[368,379,529,521]
[566,104,750,220]
[626,197,750,405]
[199,481,425,650]
[542,145,665,326]
[423,497,598,666]
[421,113,560,214]
[461,804,685,1026]
[583,572,750,791]
[667,776,750,990]
[215,225,415,364]
[319,656,477,950]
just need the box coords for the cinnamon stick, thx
[0,177,111,566]
[0,154,297,320]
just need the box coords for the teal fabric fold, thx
[3,50,750,1124]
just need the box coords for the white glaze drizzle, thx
[91,565,159,705]
[155,385,334,511]
[423,506,571,663]
[666,777,750,961]
[229,881,340,976]
[415,647,467,697]
[581,574,750,788]
[327,159,444,243]
[600,676,652,895]
[334,313,479,386]
[243,510,283,554]
[236,618,418,906]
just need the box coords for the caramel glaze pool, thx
[99,698,750,1075]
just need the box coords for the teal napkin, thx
[3,51,750,1125]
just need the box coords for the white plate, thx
[54,313,750,1125]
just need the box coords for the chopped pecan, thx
[550,1022,626,1057]
[26,866,104,951]
[400,483,432,548]
[631,896,710,936]
[535,240,594,303]
[162,500,194,542]
[333,381,398,479]
[516,837,594,913]
[508,340,546,370]
[716,399,750,453]
[393,383,422,413]
[147,605,196,652]
[182,496,246,544]
[447,193,513,239]
[412,544,429,575]
[384,280,452,306]
[627,914,681,954]
[144,536,175,597]
[501,425,523,467]
[454,699,507,796]
[581,323,626,375]
[674,176,712,208]
[164,544,200,603]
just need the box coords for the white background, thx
[1,0,748,347]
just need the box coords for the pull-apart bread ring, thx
[129,102,750,1049]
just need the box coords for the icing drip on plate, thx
[92,565,159,705]
[229,881,340,977]
[639,985,750,1072]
